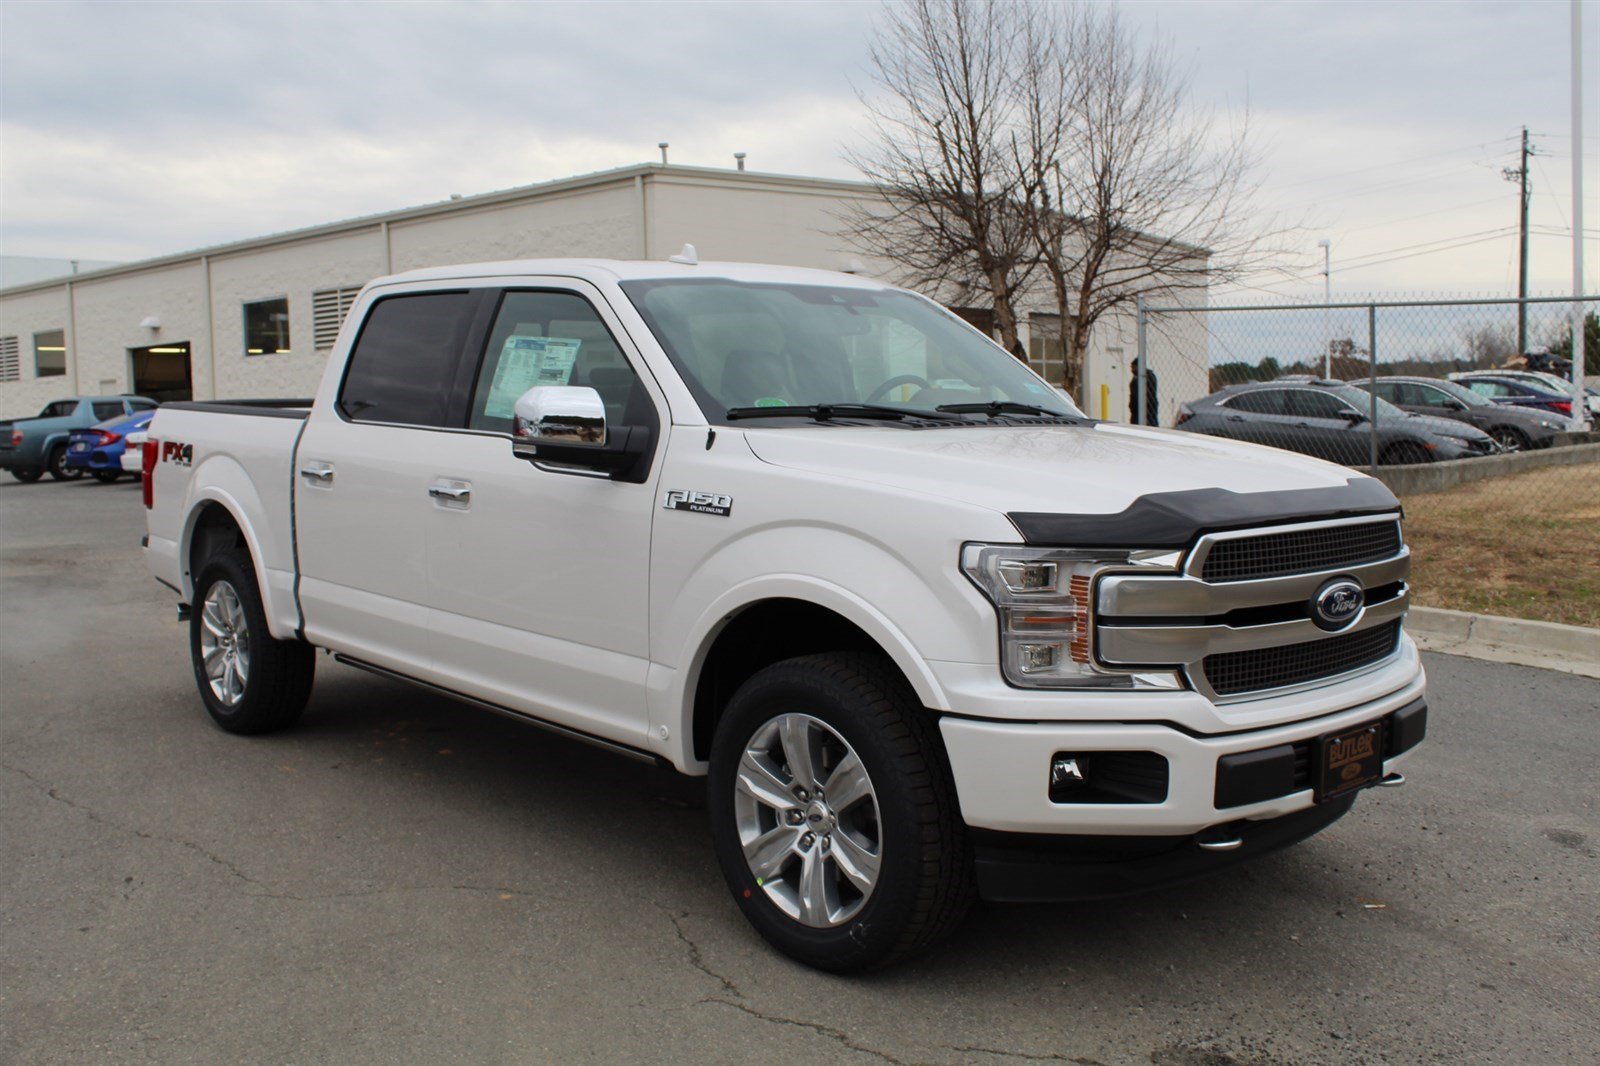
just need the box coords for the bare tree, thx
[843,0,1035,355]
[1020,6,1280,397]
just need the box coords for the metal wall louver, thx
[312,286,362,351]
[0,337,19,382]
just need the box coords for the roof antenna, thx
[734,151,746,171]
[658,141,669,165]
[669,243,699,266]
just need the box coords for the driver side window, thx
[469,290,655,436]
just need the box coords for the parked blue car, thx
[65,409,155,482]
[1,395,159,482]
[1455,375,1578,418]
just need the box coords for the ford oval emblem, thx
[1312,578,1364,632]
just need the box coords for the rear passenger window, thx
[1225,390,1286,415]
[339,292,480,426]
[469,291,655,435]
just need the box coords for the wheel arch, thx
[668,583,950,773]
[180,490,288,638]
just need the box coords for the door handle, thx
[1225,414,1245,422]
[299,462,334,484]
[428,483,471,502]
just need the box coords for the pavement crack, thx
[661,906,740,997]
[2,760,269,891]
[705,997,907,1064]
[948,1045,1107,1064]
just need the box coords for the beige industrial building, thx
[0,163,1206,425]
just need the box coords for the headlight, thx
[961,544,1183,690]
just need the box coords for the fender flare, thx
[655,574,951,772]
[179,478,287,639]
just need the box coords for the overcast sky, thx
[0,0,1593,300]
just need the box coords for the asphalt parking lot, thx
[2,476,1596,1065]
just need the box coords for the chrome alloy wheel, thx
[733,713,882,928]
[199,580,251,707]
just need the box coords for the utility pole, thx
[1503,126,1534,353]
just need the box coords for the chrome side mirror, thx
[511,385,607,459]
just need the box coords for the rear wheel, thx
[707,652,975,972]
[1489,426,1529,453]
[191,547,315,734]
[46,445,82,481]
[9,467,43,483]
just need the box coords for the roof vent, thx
[668,243,699,266]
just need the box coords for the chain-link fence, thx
[1131,294,1600,629]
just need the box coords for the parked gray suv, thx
[1174,380,1497,466]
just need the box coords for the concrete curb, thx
[1408,606,1600,680]
[1372,441,1600,497]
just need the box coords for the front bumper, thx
[972,794,1358,902]
[938,670,1424,837]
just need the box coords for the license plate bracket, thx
[1315,721,1384,803]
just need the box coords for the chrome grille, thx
[1201,621,1402,697]
[1199,519,1400,583]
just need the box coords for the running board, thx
[332,654,665,767]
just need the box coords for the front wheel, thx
[707,653,974,972]
[1381,441,1431,465]
[1489,426,1529,453]
[191,548,315,734]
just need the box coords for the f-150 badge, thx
[663,489,732,517]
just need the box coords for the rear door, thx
[294,287,492,677]
[419,282,666,749]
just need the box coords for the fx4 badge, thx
[663,489,732,517]
[160,441,193,467]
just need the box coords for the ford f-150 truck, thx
[144,257,1425,971]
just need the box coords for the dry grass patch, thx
[1400,465,1600,629]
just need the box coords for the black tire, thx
[1489,426,1529,453]
[46,445,82,481]
[9,467,43,483]
[1381,441,1430,466]
[707,652,975,972]
[91,468,122,483]
[190,547,315,734]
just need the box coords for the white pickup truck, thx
[144,257,1426,971]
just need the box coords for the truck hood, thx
[743,422,1394,540]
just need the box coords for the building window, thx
[244,297,291,355]
[0,336,18,382]
[313,285,362,350]
[34,329,67,377]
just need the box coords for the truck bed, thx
[144,401,313,640]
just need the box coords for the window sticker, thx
[754,396,789,407]
[484,336,583,417]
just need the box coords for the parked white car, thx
[121,430,148,474]
[143,257,1426,971]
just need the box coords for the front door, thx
[421,284,665,750]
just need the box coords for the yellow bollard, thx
[1099,383,1110,421]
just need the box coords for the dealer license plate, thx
[1316,721,1384,802]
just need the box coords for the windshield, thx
[618,279,1077,423]
[1324,383,1407,420]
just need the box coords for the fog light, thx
[1050,755,1087,791]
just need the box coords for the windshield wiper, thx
[725,403,962,422]
[936,400,1074,418]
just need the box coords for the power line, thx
[1269,134,1521,191]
